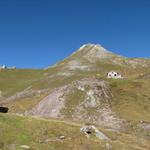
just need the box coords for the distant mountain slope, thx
[46,44,150,79]
[51,44,150,69]
[0,44,150,148]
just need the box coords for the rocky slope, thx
[26,77,123,130]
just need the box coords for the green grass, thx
[7,92,50,113]
[0,114,104,150]
[0,69,43,97]
[109,79,150,121]
[0,114,150,150]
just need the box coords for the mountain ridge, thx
[47,44,150,73]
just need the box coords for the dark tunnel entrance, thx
[0,107,9,113]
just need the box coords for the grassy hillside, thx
[109,79,150,121]
[0,69,43,97]
[0,44,150,149]
[0,113,150,150]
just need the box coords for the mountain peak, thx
[78,43,109,52]
[74,43,116,61]
[49,43,150,70]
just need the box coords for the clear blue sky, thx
[0,0,150,68]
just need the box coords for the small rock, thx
[140,120,144,123]
[20,145,30,150]
[59,135,65,139]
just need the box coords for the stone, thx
[20,145,30,150]
[59,135,65,139]
[80,125,109,140]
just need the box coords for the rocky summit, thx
[0,44,150,150]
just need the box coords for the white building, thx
[2,65,7,69]
[0,65,16,70]
[107,71,122,79]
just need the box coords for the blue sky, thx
[0,0,150,68]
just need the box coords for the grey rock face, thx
[26,77,123,130]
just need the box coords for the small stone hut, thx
[107,71,122,79]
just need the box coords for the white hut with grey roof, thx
[107,71,122,79]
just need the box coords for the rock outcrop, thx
[26,77,123,129]
[80,125,109,140]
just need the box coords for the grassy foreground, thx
[0,113,150,150]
